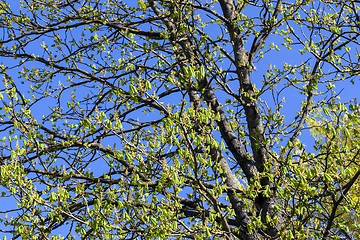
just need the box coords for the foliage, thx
[0,0,360,239]
[308,100,360,239]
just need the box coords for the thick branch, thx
[218,0,284,237]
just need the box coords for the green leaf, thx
[188,66,195,78]
[129,84,138,94]
[145,80,152,90]
[220,141,226,150]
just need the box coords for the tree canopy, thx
[0,0,360,239]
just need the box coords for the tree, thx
[308,100,360,238]
[0,0,359,239]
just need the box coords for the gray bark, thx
[218,0,284,237]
